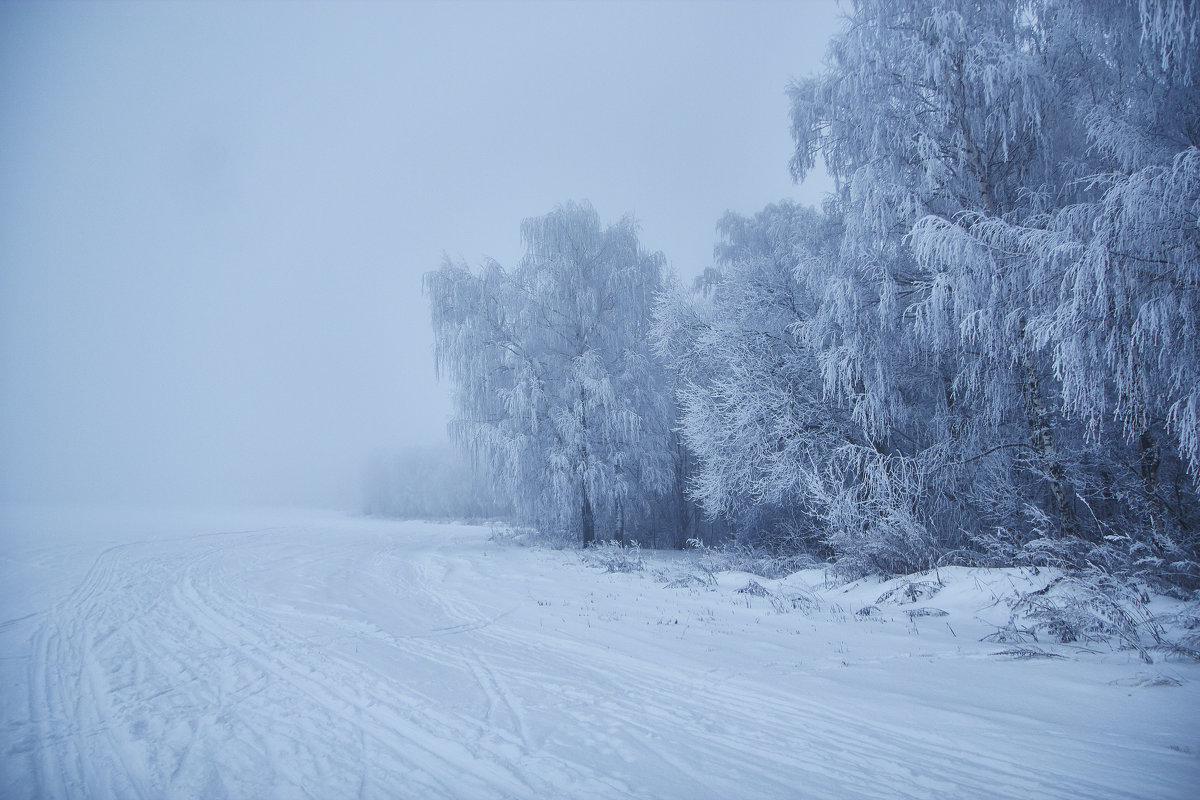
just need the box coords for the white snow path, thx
[1,508,1198,799]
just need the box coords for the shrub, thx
[582,540,645,573]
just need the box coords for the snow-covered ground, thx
[2,507,1197,799]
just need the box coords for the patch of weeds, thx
[581,540,645,573]
[736,579,821,614]
[905,607,948,618]
[687,539,818,580]
[488,524,534,545]
[1011,572,1167,663]
[876,580,942,606]
[981,624,1039,644]
[990,646,1068,660]
[738,580,773,598]
[662,573,711,589]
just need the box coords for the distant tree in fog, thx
[362,445,510,520]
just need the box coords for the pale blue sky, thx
[1,0,842,507]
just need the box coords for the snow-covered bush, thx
[1010,571,1199,663]
[826,507,942,580]
[582,540,645,573]
[687,539,817,581]
[488,524,542,547]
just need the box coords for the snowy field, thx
[1,508,1197,799]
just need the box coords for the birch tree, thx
[426,202,676,546]
[784,0,1059,561]
[787,0,1197,576]
[655,203,845,549]
[930,0,1200,574]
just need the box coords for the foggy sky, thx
[0,0,841,509]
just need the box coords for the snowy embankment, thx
[1,508,1197,799]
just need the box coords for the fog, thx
[0,0,840,509]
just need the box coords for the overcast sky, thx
[0,0,842,509]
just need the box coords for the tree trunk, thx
[616,500,626,547]
[581,491,595,547]
[673,436,692,549]
[1138,428,1167,536]
[1139,430,1160,494]
[1019,344,1075,535]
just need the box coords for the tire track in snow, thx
[25,531,407,799]
[408,544,1168,800]
[169,555,540,798]
[178,535,659,799]
[20,522,288,795]
[14,521,1196,800]
[27,541,160,799]
[196,537,649,798]
[482,612,1150,800]
[405,548,876,796]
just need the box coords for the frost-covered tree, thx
[783,0,1064,564]
[935,0,1200,577]
[426,202,677,546]
[654,202,843,553]
[1037,1,1198,479]
[781,0,1198,579]
[657,197,967,574]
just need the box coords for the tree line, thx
[427,0,1198,591]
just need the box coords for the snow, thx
[2,507,1197,799]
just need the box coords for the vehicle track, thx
[8,519,1197,799]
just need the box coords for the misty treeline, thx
[425,0,1199,592]
[362,446,511,521]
